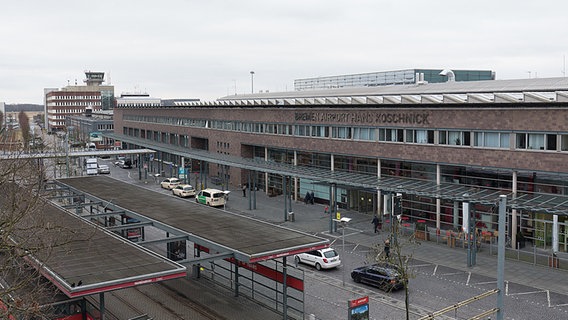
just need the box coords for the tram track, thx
[87,280,226,320]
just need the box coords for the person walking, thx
[372,215,380,233]
[384,238,391,258]
[242,184,247,197]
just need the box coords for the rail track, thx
[87,279,225,320]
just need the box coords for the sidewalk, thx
[221,185,568,295]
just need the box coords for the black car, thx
[351,263,406,292]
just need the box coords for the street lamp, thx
[333,216,351,286]
[65,126,74,177]
[250,71,255,93]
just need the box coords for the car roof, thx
[201,188,223,193]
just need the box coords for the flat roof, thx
[56,176,330,263]
[1,184,187,299]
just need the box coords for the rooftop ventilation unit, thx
[439,69,455,82]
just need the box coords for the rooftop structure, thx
[293,68,495,91]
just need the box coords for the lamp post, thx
[334,217,351,286]
[65,126,74,177]
[250,71,255,93]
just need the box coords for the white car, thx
[97,164,110,174]
[172,184,196,198]
[160,178,181,190]
[294,248,341,270]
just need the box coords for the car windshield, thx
[323,250,338,258]
[183,186,193,190]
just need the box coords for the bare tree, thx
[18,111,31,149]
[0,154,65,318]
[366,222,419,320]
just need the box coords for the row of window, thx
[50,101,101,107]
[48,95,100,100]
[97,124,114,131]
[49,108,99,115]
[122,115,568,152]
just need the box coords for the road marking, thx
[351,243,359,253]
[508,290,547,296]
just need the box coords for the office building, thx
[45,71,114,132]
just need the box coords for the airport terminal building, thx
[110,76,568,253]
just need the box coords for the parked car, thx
[294,248,340,270]
[97,164,110,174]
[351,263,406,292]
[195,188,227,207]
[172,184,196,197]
[161,178,181,190]
[114,158,132,169]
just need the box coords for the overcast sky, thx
[1,0,567,104]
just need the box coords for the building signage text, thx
[294,112,430,125]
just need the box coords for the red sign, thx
[349,296,369,308]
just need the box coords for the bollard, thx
[288,211,295,222]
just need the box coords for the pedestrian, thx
[384,238,391,258]
[372,215,380,233]
[324,206,329,214]
[304,191,311,204]
[310,191,315,204]
[242,184,246,197]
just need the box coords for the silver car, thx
[172,184,196,197]
[97,164,110,174]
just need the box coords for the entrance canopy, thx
[107,133,568,216]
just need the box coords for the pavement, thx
[217,183,568,297]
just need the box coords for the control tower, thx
[84,71,105,86]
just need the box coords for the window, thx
[353,127,374,141]
[379,128,403,142]
[516,133,547,150]
[546,134,557,151]
[561,135,568,151]
[474,131,510,148]
[440,130,470,146]
[311,126,328,137]
[406,129,434,144]
[332,126,351,139]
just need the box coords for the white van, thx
[195,188,227,207]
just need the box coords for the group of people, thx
[304,191,315,204]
